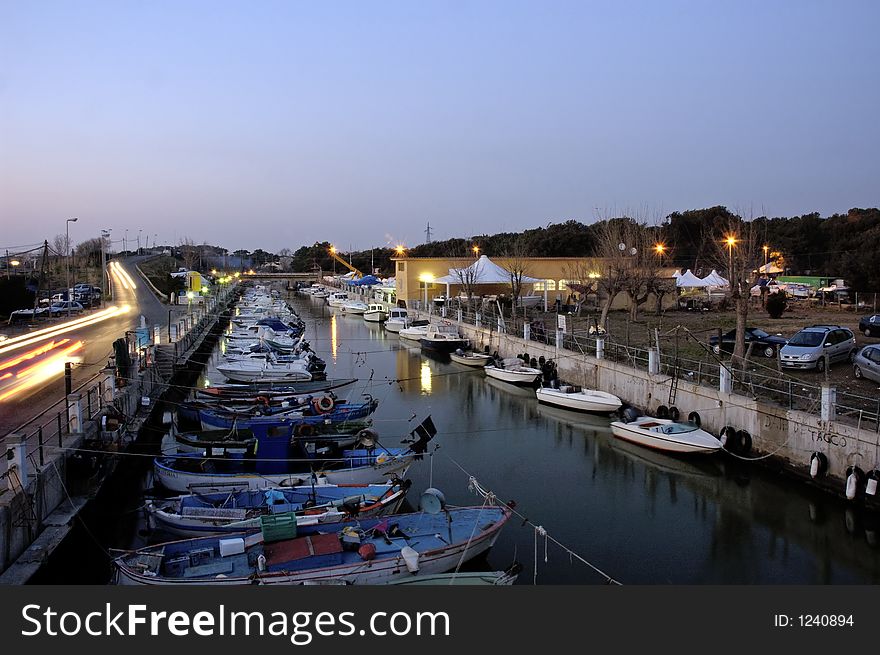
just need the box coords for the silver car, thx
[853,346,880,384]
[779,325,856,372]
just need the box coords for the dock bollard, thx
[719,365,732,394]
[596,337,604,360]
[821,384,836,422]
[67,393,83,434]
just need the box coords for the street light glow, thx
[394,245,405,256]
[472,245,480,255]
[654,243,665,254]
[725,235,737,247]
[329,246,337,254]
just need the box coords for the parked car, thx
[853,346,880,384]
[709,327,788,358]
[858,315,880,337]
[779,325,856,372]
[48,301,84,316]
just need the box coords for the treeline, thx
[279,206,880,290]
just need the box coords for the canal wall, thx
[0,284,240,582]
[449,317,880,505]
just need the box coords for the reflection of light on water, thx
[420,360,432,394]
[330,315,338,361]
[204,378,211,387]
[220,339,227,354]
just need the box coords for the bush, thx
[766,290,787,318]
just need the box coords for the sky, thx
[1,0,878,254]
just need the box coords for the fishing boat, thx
[419,324,469,353]
[114,503,511,585]
[536,386,623,414]
[363,304,388,323]
[340,301,369,315]
[195,396,379,433]
[609,416,722,454]
[399,319,431,341]
[196,378,356,400]
[153,417,437,493]
[449,350,492,367]
[146,480,411,537]
[383,307,410,333]
[484,359,542,386]
[387,565,521,586]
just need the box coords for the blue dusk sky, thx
[1,0,878,253]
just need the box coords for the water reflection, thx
[330,314,338,361]
[420,360,432,395]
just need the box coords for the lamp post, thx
[138,229,143,254]
[762,245,769,274]
[473,245,480,258]
[124,228,128,253]
[66,217,78,317]
[725,235,737,284]
[101,229,111,303]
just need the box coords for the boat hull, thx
[610,421,721,454]
[484,366,541,386]
[449,353,492,367]
[535,388,622,414]
[363,311,387,322]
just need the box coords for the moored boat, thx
[146,480,411,537]
[536,386,623,414]
[609,416,722,454]
[484,359,542,386]
[114,504,511,585]
[449,350,493,367]
[383,307,410,333]
[399,319,431,341]
[363,303,388,322]
[419,323,469,353]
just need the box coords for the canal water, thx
[257,293,880,585]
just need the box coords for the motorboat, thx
[609,416,722,454]
[483,359,542,386]
[419,324,469,353]
[216,358,314,383]
[536,386,623,414]
[327,292,350,308]
[398,319,431,341]
[363,304,388,323]
[383,307,410,333]
[449,350,493,367]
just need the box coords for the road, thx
[0,256,180,438]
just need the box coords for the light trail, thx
[0,340,84,402]
[0,339,71,372]
[0,305,131,357]
[110,261,137,290]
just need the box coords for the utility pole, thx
[425,222,433,244]
[5,250,8,279]
[66,217,78,317]
[101,229,111,302]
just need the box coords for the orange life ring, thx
[315,396,335,413]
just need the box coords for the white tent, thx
[435,255,541,285]
[701,270,729,287]
[676,269,711,288]
[757,262,783,274]
[672,270,682,278]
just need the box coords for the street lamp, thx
[101,229,111,302]
[66,217,78,317]
[394,245,405,256]
[654,243,666,256]
[762,244,769,273]
[725,235,737,282]
[472,245,480,257]
[418,273,434,310]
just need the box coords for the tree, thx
[702,209,765,364]
[445,241,480,312]
[499,234,535,323]
[179,237,200,271]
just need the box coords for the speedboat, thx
[383,307,410,333]
[449,350,493,367]
[483,359,542,386]
[216,358,314,383]
[536,386,622,414]
[609,416,722,454]
[419,324,468,353]
[399,320,431,341]
[363,304,388,323]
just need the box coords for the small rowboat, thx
[449,351,492,367]
[609,416,722,454]
[484,359,542,386]
[536,386,623,414]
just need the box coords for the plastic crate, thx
[260,512,298,543]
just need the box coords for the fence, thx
[408,297,880,432]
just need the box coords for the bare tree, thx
[179,237,199,271]
[445,242,480,313]
[561,259,601,315]
[499,234,534,322]
[591,218,636,329]
[618,222,664,321]
[702,209,765,364]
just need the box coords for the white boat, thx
[311,289,330,299]
[449,351,493,367]
[536,386,623,414]
[384,308,410,333]
[327,292,350,307]
[399,320,431,341]
[363,303,388,323]
[419,324,469,353]
[216,359,313,383]
[609,416,722,454]
[483,359,542,386]
[341,301,369,315]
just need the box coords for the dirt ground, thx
[529,297,880,398]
